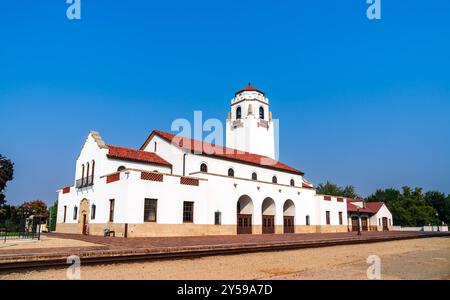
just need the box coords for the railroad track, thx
[0,232,448,272]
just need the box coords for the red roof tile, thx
[347,202,374,214]
[107,145,172,167]
[143,130,304,175]
[365,202,385,213]
[235,84,265,95]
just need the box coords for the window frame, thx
[228,168,234,177]
[91,204,96,220]
[109,199,115,222]
[200,163,208,173]
[251,172,257,180]
[144,198,158,222]
[214,211,221,225]
[236,106,242,119]
[326,211,331,225]
[306,215,310,226]
[272,176,277,184]
[338,211,343,225]
[73,206,78,220]
[259,106,265,119]
[183,201,194,223]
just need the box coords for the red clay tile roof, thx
[143,130,304,175]
[107,145,172,167]
[347,202,374,214]
[235,84,265,95]
[365,202,385,213]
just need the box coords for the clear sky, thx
[1,0,449,205]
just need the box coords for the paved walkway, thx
[0,231,448,270]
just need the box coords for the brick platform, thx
[0,231,448,270]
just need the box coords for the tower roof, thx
[235,84,265,96]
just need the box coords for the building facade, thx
[56,85,393,237]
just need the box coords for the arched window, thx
[259,106,265,119]
[272,176,277,184]
[228,168,234,177]
[86,162,90,184]
[117,166,126,172]
[251,172,257,180]
[200,163,208,173]
[236,106,242,119]
[73,206,78,220]
[81,164,85,183]
[290,179,295,186]
[91,204,96,220]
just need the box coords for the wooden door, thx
[262,215,275,234]
[82,214,88,235]
[361,217,368,231]
[237,214,252,234]
[283,216,294,233]
[382,217,388,231]
[351,217,359,231]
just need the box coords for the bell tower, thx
[226,84,276,159]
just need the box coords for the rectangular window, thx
[183,201,194,223]
[379,218,381,226]
[326,211,330,225]
[91,205,96,220]
[339,212,343,225]
[109,199,115,222]
[73,206,78,220]
[144,199,157,222]
[306,215,310,226]
[214,211,221,225]
[63,206,67,223]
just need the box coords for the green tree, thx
[0,154,14,207]
[16,200,48,218]
[316,181,359,198]
[367,186,438,226]
[424,191,450,225]
[49,201,58,231]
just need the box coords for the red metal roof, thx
[235,84,265,95]
[144,130,304,175]
[107,145,172,167]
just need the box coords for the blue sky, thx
[1,0,449,205]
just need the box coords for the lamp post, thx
[357,208,361,236]
[436,212,440,232]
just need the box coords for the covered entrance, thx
[78,198,90,235]
[361,217,368,231]
[262,198,275,234]
[237,195,253,234]
[283,200,295,234]
[351,217,359,231]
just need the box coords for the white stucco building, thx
[56,85,393,237]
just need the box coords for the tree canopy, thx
[367,186,440,227]
[316,181,359,199]
[0,154,14,206]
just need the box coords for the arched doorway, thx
[261,197,276,234]
[78,199,90,235]
[237,195,253,234]
[283,200,295,233]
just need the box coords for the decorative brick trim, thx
[180,177,199,186]
[323,196,332,201]
[337,197,344,202]
[141,172,163,182]
[62,187,71,194]
[106,173,120,184]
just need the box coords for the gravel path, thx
[1,237,448,280]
